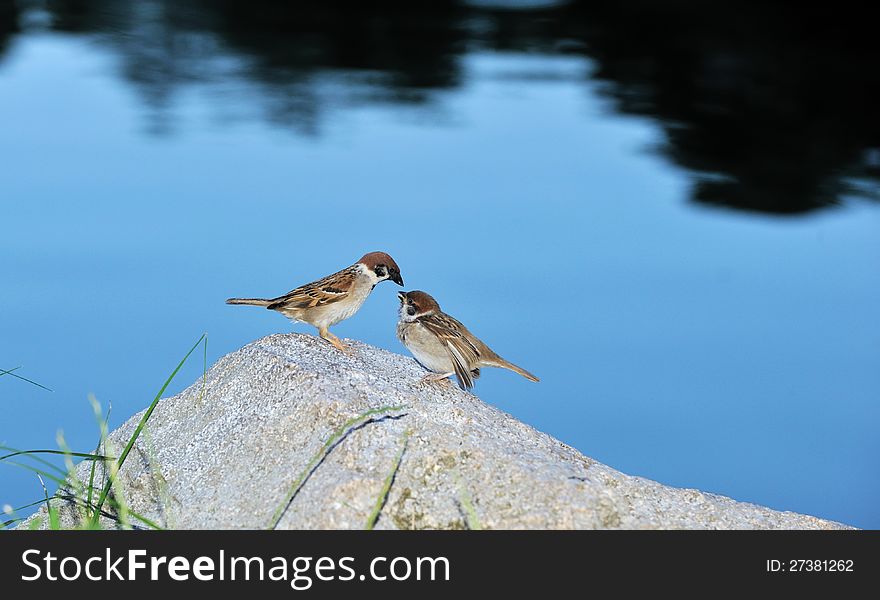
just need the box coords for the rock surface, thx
[28,334,849,529]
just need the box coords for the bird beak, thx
[397,291,406,302]
[391,272,404,286]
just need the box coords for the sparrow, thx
[227,251,403,352]
[396,290,539,390]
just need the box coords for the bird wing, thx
[266,267,357,311]
[418,313,482,390]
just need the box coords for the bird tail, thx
[483,357,539,382]
[226,297,272,307]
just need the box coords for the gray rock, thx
[24,333,850,529]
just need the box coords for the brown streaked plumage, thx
[227,251,403,352]
[396,290,539,390]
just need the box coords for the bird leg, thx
[318,327,351,354]
[420,372,454,385]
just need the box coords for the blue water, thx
[2,4,879,528]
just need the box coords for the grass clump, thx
[1,334,207,530]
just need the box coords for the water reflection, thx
[552,2,880,214]
[0,0,20,57]
[2,0,879,211]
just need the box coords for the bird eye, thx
[407,307,416,316]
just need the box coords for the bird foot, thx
[319,329,353,355]
[420,372,454,385]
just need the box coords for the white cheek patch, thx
[360,264,384,285]
[399,305,419,322]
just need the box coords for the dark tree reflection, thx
[0,0,20,59]
[550,2,880,213]
[1,0,877,213]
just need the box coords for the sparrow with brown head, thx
[227,251,403,352]
[396,290,539,390]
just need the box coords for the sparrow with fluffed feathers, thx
[396,290,539,390]
[227,251,403,352]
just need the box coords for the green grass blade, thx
[269,404,407,529]
[0,367,52,391]
[365,429,410,530]
[6,460,65,485]
[89,334,206,526]
[2,497,82,530]
[37,476,61,530]
[4,460,70,487]
[9,497,50,514]
[0,449,113,462]
[87,458,98,513]
[86,395,112,517]
[0,445,69,476]
[125,508,164,531]
[56,431,90,523]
